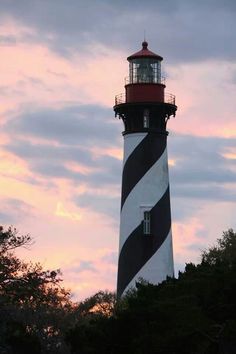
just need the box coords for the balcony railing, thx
[115,92,176,106]
[115,93,125,105]
[125,75,166,85]
[165,92,176,105]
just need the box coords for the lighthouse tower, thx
[114,41,177,298]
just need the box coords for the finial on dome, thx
[142,40,148,49]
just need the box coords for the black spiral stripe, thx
[121,133,167,210]
[117,186,171,298]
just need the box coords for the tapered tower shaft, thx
[114,41,177,298]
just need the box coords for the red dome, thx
[127,41,163,61]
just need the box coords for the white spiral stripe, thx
[123,229,174,295]
[119,147,169,253]
[123,132,147,166]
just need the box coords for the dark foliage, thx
[1,226,236,353]
[66,229,236,354]
[0,226,73,353]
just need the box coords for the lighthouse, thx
[114,41,177,298]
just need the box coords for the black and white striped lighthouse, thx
[114,41,177,298]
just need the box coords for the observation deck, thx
[113,41,177,120]
[115,92,176,106]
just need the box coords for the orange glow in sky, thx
[0,8,236,300]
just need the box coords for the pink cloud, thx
[1,18,235,301]
[166,61,236,137]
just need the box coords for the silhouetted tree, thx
[0,226,72,353]
[66,229,236,354]
[2,225,236,353]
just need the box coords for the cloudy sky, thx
[0,0,236,300]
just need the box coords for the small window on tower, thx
[143,109,149,128]
[143,210,151,235]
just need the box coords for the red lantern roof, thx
[127,41,163,61]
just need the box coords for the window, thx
[129,59,162,84]
[143,109,149,128]
[143,211,151,235]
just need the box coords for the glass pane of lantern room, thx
[129,61,139,83]
[137,59,153,82]
[130,59,161,84]
[154,61,161,83]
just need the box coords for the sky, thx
[0,0,236,301]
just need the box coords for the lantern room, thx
[127,41,163,84]
[125,41,166,103]
[114,41,177,132]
